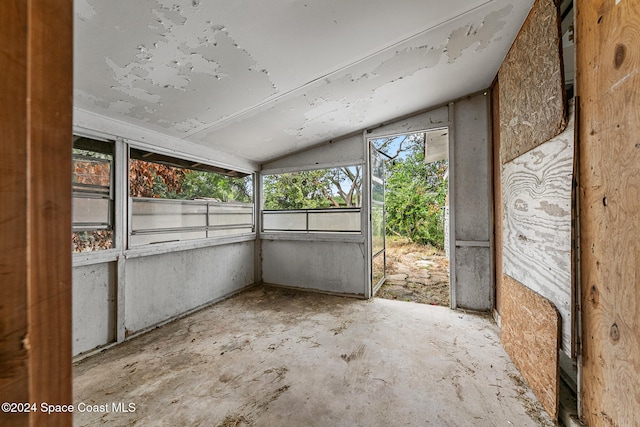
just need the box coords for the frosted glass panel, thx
[372,252,385,286]
[308,211,360,231]
[370,144,386,289]
[263,212,306,230]
[73,196,110,227]
[372,204,385,255]
[130,231,207,246]
[132,200,207,231]
[209,205,253,227]
[263,209,362,232]
[130,199,254,245]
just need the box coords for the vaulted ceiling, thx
[74,0,534,163]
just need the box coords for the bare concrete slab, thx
[73,286,555,426]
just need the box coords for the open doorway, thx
[369,129,450,306]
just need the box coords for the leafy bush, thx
[385,150,447,248]
[129,159,252,203]
[263,167,361,210]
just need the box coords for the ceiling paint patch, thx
[373,44,445,78]
[75,0,97,20]
[158,117,207,133]
[76,0,277,134]
[151,6,187,28]
[446,5,513,63]
[304,98,344,122]
[106,58,164,102]
[75,89,114,110]
[74,90,139,117]
[74,0,534,161]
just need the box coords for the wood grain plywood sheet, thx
[502,103,574,356]
[499,0,566,164]
[501,274,560,420]
[577,0,640,425]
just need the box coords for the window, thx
[128,149,254,246]
[262,166,362,233]
[72,137,114,252]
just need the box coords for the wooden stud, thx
[0,0,73,425]
[577,0,640,425]
[491,79,503,314]
[0,1,30,424]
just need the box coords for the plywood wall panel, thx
[577,1,640,425]
[501,275,560,420]
[502,104,574,355]
[499,0,566,164]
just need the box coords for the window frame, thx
[260,165,364,235]
[126,147,256,249]
[72,137,116,253]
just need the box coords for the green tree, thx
[263,167,361,209]
[179,171,252,203]
[129,159,252,203]
[385,148,448,248]
[263,170,332,209]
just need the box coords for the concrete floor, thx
[73,286,555,426]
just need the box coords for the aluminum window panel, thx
[308,210,361,232]
[72,196,111,229]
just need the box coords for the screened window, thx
[72,137,114,252]
[129,149,254,246]
[262,166,362,233]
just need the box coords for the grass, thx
[385,236,443,257]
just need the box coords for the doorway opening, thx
[370,130,450,306]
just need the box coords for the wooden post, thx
[577,0,640,425]
[491,79,503,315]
[0,0,73,425]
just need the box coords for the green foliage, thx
[385,148,448,249]
[263,167,361,209]
[129,159,253,203]
[263,170,333,209]
[178,171,252,203]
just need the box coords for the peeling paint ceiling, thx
[74,0,534,164]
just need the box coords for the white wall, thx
[72,122,259,356]
[124,242,254,333]
[72,262,116,355]
[261,133,364,173]
[262,240,366,296]
[260,132,368,296]
[450,92,493,310]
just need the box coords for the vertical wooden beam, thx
[577,0,640,425]
[27,0,74,423]
[491,79,503,315]
[0,0,73,425]
[0,2,30,425]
